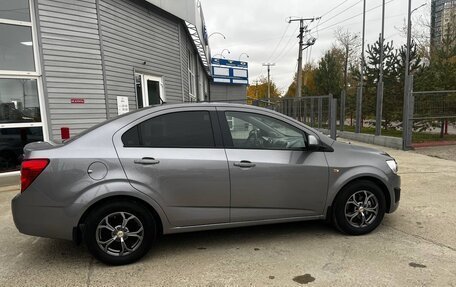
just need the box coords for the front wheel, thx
[332,180,386,235]
[83,200,156,265]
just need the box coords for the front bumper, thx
[12,193,75,240]
[387,175,401,213]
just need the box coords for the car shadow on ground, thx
[34,221,346,265]
[30,218,395,271]
[30,220,341,266]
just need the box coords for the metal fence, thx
[207,95,338,139]
[408,88,456,145]
[275,95,337,139]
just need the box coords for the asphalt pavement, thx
[0,140,455,286]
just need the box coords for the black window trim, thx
[122,110,224,149]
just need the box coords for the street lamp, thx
[208,32,226,40]
[220,49,230,58]
[239,53,249,61]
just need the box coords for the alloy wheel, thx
[96,212,144,256]
[344,190,379,228]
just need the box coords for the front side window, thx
[225,111,306,150]
[122,111,215,148]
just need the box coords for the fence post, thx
[340,90,346,131]
[375,81,384,136]
[330,97,337,140]
[403,74,414,150]
[303,99,307,124]
[407,75,414,147]
[355,86,362,133]
[318,98,322,128]
[310,98,315,127]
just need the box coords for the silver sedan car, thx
[12,103,400,265]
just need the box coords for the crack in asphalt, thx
[383,224,456,252]
[86,257,94,287]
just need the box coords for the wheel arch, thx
[74,195,164,244]
[326,176,391,220]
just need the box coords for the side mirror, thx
[307,135,319,150]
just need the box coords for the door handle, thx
[233,160,256,168]
[134,157,160,165]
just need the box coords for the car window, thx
[122,111,215,148]
[224,111,306,150]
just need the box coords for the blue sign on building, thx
[211,58,249,85]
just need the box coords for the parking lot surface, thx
[0,140,455,286]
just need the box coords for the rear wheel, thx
[332,180,386,235]
[83,201,156,265]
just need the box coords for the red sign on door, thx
[70,98,85,104]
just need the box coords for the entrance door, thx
[135,74,165,108]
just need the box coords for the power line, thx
[317,0,363,27]
[320,0,352,18]
[266,22,291,62]
[316,0,395,34]
[270,25,299,63]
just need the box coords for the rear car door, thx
[113,107,230,227]
[218,108,329,222]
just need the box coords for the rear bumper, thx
[12,194,74,240]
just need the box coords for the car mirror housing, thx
[307,135,319,150]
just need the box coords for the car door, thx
[113,107,230,227]
[217,108,329,222]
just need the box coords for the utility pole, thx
[376,0,386,136]
[288,17,320,98]
[355,0,366,133]
[262,63,275,104]
[402,2,427,149]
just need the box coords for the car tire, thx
[83,200,156,265]
[332,180,386,235]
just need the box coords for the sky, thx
[199,0,428,93]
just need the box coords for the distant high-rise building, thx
[431,0,456,46]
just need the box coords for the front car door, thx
[217,107,329,222]
[113,107,230,227]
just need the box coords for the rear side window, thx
[122,111,215,148]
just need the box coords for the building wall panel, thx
[37,0,107,140]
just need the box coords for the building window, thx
[0,0,31,22]
[0,79,40,123]
[0,0,45,173]
[0,24,35,71]
[135,73,165,108]
[187,50,196,101]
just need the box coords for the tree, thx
[247,76,281,103]
[314,48,344,96]
[285,64,318,97]
[365,39,402,128]
[334,28,361,91]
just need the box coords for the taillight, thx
[20,159,49,192]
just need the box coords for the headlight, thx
[386,160,398,174]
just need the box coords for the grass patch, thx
[341,125,456,143]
